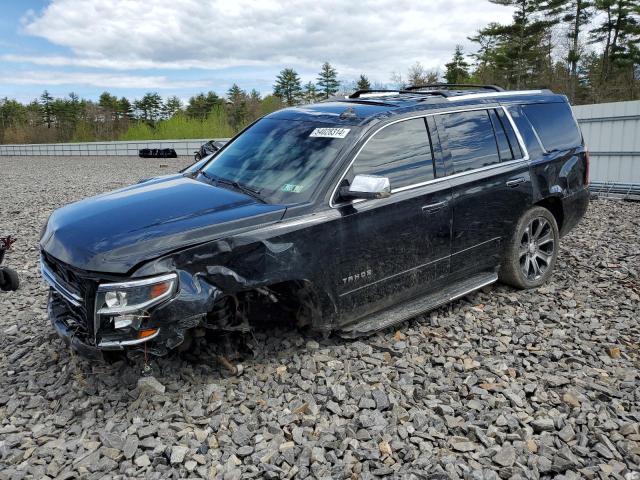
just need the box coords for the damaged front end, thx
[41,252,224,360]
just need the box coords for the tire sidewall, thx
[503,207,559,289]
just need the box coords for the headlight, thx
[95,273,178,316]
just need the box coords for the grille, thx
[42,252,98,338]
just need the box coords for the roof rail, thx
[405,83,505,92]
[348,89,399,98]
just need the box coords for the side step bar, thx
[339,271,498,338]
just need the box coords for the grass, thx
[119,107,236,141]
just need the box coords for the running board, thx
[339,272,498,338]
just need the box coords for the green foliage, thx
[445,46,470,84]
[356,74,371,90]
[185,91,224,119]
[316,62,340,98]
[119,107,234,141]
[273,68,303,106]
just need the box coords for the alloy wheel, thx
[519,217,555,281]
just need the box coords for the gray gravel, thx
[1,155,639,480]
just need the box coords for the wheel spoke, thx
[532,256,542,277]
[538,231,554,247]
[535,250,552,265]
[519,244,529,259]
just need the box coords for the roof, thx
[266,86,568,126]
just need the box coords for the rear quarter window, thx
[522,102,582,152]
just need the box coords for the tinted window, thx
[522,102,582,152]
[489,109,513,161]
[353,118,434,188]
[201,118,352,203]
[443,110,500,173]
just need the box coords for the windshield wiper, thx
[199,171,266,203]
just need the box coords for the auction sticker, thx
[309,127,350,138]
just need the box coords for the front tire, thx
[499,206,559,289]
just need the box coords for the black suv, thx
[40,85,589,360]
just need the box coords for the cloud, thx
[0,70,209,89]
[18,0,514,79]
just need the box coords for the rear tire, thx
[0,267,19,291]
[499,206,559,289]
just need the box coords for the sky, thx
[0,0,515,103]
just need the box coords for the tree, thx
[164,96,183,118]
[356,74,371,90]
[303,82,319,103]
[407,62,439,86]
[470,0,553,89]
[98,92,119,112]
[316,62,340,99]
[133,92,163,123]
[542,0,594,101]
[226,83,248,130]
[273,68,303,106]
[590,0,639,82]
[39,90,54,128]
[185,91,224,119]
[445,46,470,84]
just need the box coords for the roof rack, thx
[349,89,450,99]
[348,89,399,99]
[404,83,505,92]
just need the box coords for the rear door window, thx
[442,110,500,173]
[496,108,523,159]
[352,117,435,189]
[522,102,582,152]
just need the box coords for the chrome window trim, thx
[329,105,530,208]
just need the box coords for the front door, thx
[329,116,452,325]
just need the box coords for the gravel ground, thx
[0,155,639,480]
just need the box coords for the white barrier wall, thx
[573,100,640,185]
[0,139,230,156]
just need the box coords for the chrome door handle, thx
[506,177,525,188]
[422,201,448,213]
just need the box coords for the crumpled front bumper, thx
[47,291,105,361]
[44,266,222,361]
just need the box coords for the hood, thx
[40,174,286,273]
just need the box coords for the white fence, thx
[573,100,640,185]
[0,139,229,157]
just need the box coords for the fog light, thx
[113,315,135,329]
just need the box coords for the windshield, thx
[199,118,353,203]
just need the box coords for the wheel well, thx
[206,280,324,331]
[535,197,564,231]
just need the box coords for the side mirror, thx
[340,174,391,200]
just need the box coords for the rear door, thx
[436,107,532,275]
[330,116,452,324]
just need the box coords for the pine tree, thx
[356,74,371,90]
[164,96,183,119]
[542,0,594,101]
[444,46,470,84]
[273,68,303,106]
[39,90,54,128]
[316,62,340,99]
[227,84,248,130]
[471,0,553,89]
[303,82,319,103]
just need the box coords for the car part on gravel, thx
[138,148,178,158]
[0,235,19,291]
[194,140,226,161]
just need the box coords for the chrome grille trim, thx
[40,260,83,307]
